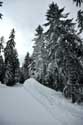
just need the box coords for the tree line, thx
[0,1,32,86]
[0,28,33,86]
[29,2,83,103]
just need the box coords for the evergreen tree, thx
[0,2,5,84]
[4,61,15,86]
[19,67,25,84]
[32,25,47,83]
[55,29,83,90]
[0,1,3,19]
[30,2,83,102]
[44,2,73,61]
[77,10,83,34]
[43,3,67,89]
[29,60,36,78]
[0,36,4,54]
[32,25,44,61]
[4,29,20,86]
[14,59,20,83]
[32,25,43,80]
[0,55,4,83]
[44,2,83,92]
[0,36,4,83]
[22,52,31,80]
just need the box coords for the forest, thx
[0,0,83,104]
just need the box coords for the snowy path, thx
[0,83,55,125]
[0,78,83,125]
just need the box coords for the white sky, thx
[0,0,83,64]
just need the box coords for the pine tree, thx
[44,2,83,91]
[32,25,44,61]
[22,52,31,80]
[44,3,67,89]
[4,29,20,86]
[32,25,43,80]
[44,2,71,61]
[77,10,83,34]
[32,25,47,83]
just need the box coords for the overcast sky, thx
[0,0,83,64]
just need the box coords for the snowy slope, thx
[24,78,83,125]
[0,79,83,125]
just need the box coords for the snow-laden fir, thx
[0,78,83,125]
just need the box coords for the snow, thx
[0,78,83,125]
[24,78,83,125]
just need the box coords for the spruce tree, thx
[32,25,47,83]
[32,25,44,61]
[32,25,43,80]
[77,10,83,34]
[44,3,68,89]
[4,29,20,86]
[22,52,31,80]
[44,2,83,91]
[44,2,70,60]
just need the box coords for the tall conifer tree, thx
[4,29,20,86]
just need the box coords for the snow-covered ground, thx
[0,78,83,125]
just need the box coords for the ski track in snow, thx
[0,79,83,125]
